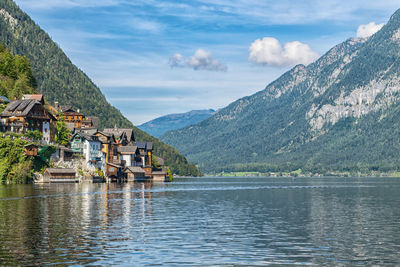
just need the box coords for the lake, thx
[0,177,400,265]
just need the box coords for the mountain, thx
[138,109,216,137]
[0,0,201,176]
[161,8,400,175]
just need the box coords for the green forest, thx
[0,0,201,176]
[0,44,36,101]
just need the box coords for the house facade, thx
[70,132,104,169]
[94,131,117,164]
[0,98,56,143]
[118,145,141,167]
[60,105,84,130]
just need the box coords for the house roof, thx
[61,105,82,115]
[135,142,146,149]
[117,146,138,154]
[45,168,76,174]
[107,162,122,168]
[71,132,99,142]
[1,99,41,117]
[22,94,43,102]
[95,131,116,143]
[152,170,167,175]
[86,116,99,128]
[134,142,153,150]
[103,128,135,142]
[80,128,98,135]
[125,166,145,173]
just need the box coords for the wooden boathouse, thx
[42,168,77,183]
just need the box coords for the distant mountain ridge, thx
[161,8,400,174]
[138,109,216,137]
[0,0,201,176]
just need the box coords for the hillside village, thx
[0,94,170,183]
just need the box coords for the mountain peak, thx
[139,109,216,137]
[389,8,400,22]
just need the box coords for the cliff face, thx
[0,0,202,176]
[162,9,400,173]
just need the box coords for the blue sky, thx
[13,0,400,125]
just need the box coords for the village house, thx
[103,127,135,145]
[48,103,99,132]
[0,95,56,143]
[60,105,84,130]
[94,131,117,164]
[103,127,155,177]
[0,92,170,183]
[70,132,104,170]
[92,131,125,179]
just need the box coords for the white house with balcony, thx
[70,132,105,171]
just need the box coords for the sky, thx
[12,0,400,125]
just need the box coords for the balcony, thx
[71,143,84,153]
[90,150,103,161]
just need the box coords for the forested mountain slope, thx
[161,8,400,174]
[138,109,216,137]
[0,0,201,176]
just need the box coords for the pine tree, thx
[55,113,70,146]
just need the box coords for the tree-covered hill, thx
[0,44,36,100]
[161,8,400,175]
[138,109,216,137]
[0,0,201,176]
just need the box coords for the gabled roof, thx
[125,166,145,174]
[22,94,44,103]
[134,142,153,150]
[103,128,135,142]
[71,132,99,142]
[61,105,82,115]
[1,99,40,117]
[136,142,146,149]
[117,145,138,154]
[95,131,116,143]
[107,162,122,168]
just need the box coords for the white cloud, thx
[249,37,319,67]
[169,49,227,72]
[356,22,384,38]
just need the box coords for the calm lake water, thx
[1,177,400,265]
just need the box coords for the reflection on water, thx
[0,178,400,265]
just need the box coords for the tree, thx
[25,130,42,142]
[55,113,70,146]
